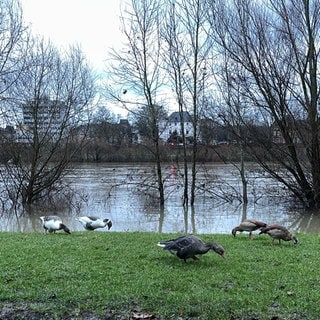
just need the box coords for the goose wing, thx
[158,235,200,255]
[247,219,267,228]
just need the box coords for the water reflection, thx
[0,163,319,234]
[290,212,320,233]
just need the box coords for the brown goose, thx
[157,235,226,262]
[259,224,298,245]
[232,219,267,239]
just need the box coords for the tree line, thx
[0,0,319,211]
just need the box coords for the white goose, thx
[77,216,112,231]
[40,216,71,234]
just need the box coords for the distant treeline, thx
[73,143,252,163]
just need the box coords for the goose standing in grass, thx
[232,219,267,239]
[259,224,298,245]
[157,235,226,262]
[77,216,112,231]
[40,216,71,234]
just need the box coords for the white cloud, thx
[22,0,124,71]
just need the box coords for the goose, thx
[232,219,267,239]
[40,216,71,234]
[259,224,298,245]
[157,235,226,262]
[77,216,112,231]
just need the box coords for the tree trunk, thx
[155,139,165,207]
[240,145,248,205]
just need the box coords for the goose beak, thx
[221,252,226,259]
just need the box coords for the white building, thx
[160,111,194,143]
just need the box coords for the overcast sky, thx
[21,0,130,117]
[22,0,124,73]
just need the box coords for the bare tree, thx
[206,0,320,209]
[0,0,29,121]
[1,38,96,206]
[162,2,190,206]
[162,0,212,205]
[213,62,250,204]
[106,0,166,206]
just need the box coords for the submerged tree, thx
[106,0,166,206]
[206,0,320,209]
[1,39,96,205]
[162,0,212,206]
[213,61,251,205]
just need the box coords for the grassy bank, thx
[0,231,319,319]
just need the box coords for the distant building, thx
[114,119,134,146]
[160,111,194,143]
[272,118,307,144]
[17,97,66,143]
[0,125,15,141]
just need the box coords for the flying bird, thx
[77,216,112,231]
[157,235,226,262]
[232,219,267,239]
[40,216,71,234]
[259,224,298,245]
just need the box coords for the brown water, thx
[0,163,317,234]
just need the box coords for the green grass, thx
[0,231,319,319]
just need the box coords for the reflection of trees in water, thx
[289,212,320,233]
[120,162,287,210]
[106,163,300,234]
[0,207,36,232]
[197,164,289,206]
[112,164,185,205]
[106,163,288,209]
[118,165,196,234]
[241,203,248,221]
[134,204,197,234]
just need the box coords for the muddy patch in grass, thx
[0,302,164,320]
[0,302,311,319]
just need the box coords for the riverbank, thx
[71,143,245,163]
[0,231,318,319]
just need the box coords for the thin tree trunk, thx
[155,145,165,206]
[179,108,189,206]
[240,145,248,204]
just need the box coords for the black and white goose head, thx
[77,216,112,231]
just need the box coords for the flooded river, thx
[0,163,318,234]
